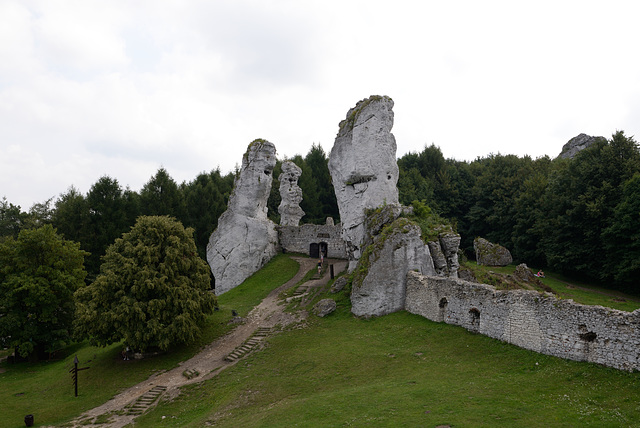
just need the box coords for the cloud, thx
[32,0,130,73]
[1,0,640,210]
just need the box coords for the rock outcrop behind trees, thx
[558,133,605,159]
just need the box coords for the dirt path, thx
[64,257,346,428]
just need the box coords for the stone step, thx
[224,327,272,362]
[125,385,167,415]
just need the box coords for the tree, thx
[182,169,231,259]
[602,173,640,292]
[74,216,216,352]
[52,186,89,245]
[291,155,322,223]
[397,166,433,207]
[84,176,139,276]
[0,225,87,359]
[0,197,27,240]
[267,160,283,224]
[541,131,640,279]
[511,156,553,266]
[464,154,535,256]
[304,144,339,222]
[24,197,55,229]
[139,167,185,220]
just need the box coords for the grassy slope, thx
[463,261,640,312]
[2,256,639,427]
[0,254,300,428]
[134,272,640,428]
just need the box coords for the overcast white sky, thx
[2,0,639,209]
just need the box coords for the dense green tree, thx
[267,160,282,224]
[464,154,535,254]
[304,144,339,222]
[541,131,640,279]
[182,169,231,259]
[74,216,216,352]
[0,197,27,240]
[139,167,185,220]
[511,156,553,266]
[397,145,475,226]
[397,166,433,206]
[435,159,475,222]
[83,176,139,276]
[52,186,89,245]
[0,225,87,359]
[23,198,55,229]
[602,173,640,291]
[291,155,322,224]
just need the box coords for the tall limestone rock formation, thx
[328,95,399,270]
[278,160,304,226]
[207,139,278,295]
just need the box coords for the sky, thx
[2,0,639,210]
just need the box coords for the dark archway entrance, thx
[309,242,329,258]
[310,243,319,258]
[319,242,328,258]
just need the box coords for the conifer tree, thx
[74,216,216,352]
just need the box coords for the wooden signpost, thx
[69,355,90,397]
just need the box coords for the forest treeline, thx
[2,132,639,293]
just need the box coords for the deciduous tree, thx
[0,225,87,359]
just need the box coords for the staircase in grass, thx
[224,327,272,362]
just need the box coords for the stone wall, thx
[405,271,640,371]
[278,223,346,259]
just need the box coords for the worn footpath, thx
[61,257,346,428]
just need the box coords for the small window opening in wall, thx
[439,298,448,308]
[469,308,480,328]
[579,331,597,342]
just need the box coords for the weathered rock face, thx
[474,237,512,266]
[558,133,605,159]
[278,160,304,226]
[513,263,537,283]
[351,216,435,317]
[427,231,461,278]
[207,139,278,295]
[329,95,400,270]
[330,276,347,294]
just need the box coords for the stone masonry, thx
[405,271,640,371]
[278,221,346,259]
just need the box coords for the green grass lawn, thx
[133,291,640,427]
[0,254,300,428]
[1,254,639,427]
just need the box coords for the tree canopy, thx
[0,225,87,359]
[74,216,216,352]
